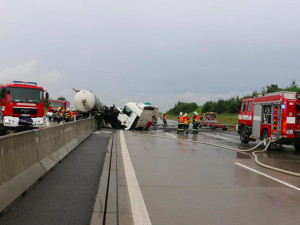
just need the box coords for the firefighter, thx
[70,109,75,121]
[64,108,71,123]
[95,111,103,130]
[153,114,158,129]
[178,112,184,133]
[183,113,189,133]
[163,112,168,127]
[192,112,200,134]
[56,107,62,124]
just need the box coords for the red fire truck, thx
[238,91,300,152]
[0,81,49,134]
[46,100,70,119]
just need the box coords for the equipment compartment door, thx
[252,104,262,139]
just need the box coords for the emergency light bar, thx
[13,81,37,86]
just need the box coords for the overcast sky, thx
[0,0,299,111]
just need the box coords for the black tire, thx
[240,126,249,144]
[261,130,270,149]
[294,143,300,153]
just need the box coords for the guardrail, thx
[0,117,97,213]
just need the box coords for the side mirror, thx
[1,88,6,98]
[44,91,49,108]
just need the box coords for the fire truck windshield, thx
[50,102,64,108]
[7,87,43,103]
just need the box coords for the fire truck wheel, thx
[294,143,300,153]
[240,126,249,144]
[261,130,270,149]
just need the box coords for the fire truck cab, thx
[238,91,300,152]
[0,81,48,134]
[47,100,70,119]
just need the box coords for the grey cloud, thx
[0,0,299,110]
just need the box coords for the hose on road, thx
[140,132,300,177]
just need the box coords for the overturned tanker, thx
[73,89,121,128]
[73,89,158,130]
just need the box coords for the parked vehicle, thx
[199,112,231,131]
[238,91,300,152]
[0,81,48,134]
[47,100,70,119]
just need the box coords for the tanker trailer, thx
[73,90,103,113]
[73,89,121,128]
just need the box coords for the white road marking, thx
[203,132,236,142]
[235,163,300,191]
[93,131,112,134]
[120,130,152,225]
[165,132,176,138]
[100,131,112,134]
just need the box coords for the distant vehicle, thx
[117,102,158,130]
[0,81,49,134]
[238,91,300,152]
[47,100,70,119]
[199,112,231,131]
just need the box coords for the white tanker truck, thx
[73,89,158,130]
[73,90,103,113]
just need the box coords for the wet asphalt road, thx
[0,130,111,225]
[120,125,300,225]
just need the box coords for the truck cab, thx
[238,98,254,143]
[117,102,157,130]
[0,81,48,133]
[47,100,70,119]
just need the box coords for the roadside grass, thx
[165,106,238,125]
[217,113,238,125]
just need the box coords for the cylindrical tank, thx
[74,90,103,113]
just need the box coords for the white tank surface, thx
[74,90,103,113]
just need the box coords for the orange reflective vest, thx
[56,111,62,118]
[194,115,200,123]
[178,116,184,123]
[164,114,167,120]
[183,116,189,125]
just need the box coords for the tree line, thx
[167,101,198,115]
[202,80,299,114]
[168,80,299,115]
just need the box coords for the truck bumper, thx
[273,135,300,145]
[2,116,45,128]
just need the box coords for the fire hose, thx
[139,132,300,177]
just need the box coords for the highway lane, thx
[0,130,112,225]
[118,127,300,225]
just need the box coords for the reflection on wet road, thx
[121,127,300,225]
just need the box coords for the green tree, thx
[57,96,66,101]
[168,101,198,115]
[265,84,281,93]
[284,80,300,93]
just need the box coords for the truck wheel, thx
[240,126,249,144]
[261,130,270,149]
[294,143,300,153]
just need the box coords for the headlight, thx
[39,120,44,125]
[4,118,11,123]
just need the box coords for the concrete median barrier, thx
[0,131,45,213]
[0,117,97,213]
[37,124,68,172]
[63,122,80,152]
